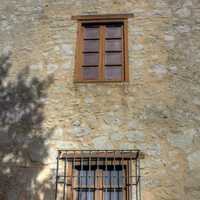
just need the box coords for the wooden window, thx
[73,163,126,200]
[72,14,133,82]
[55,150,143,200]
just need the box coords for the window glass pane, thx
[104,191,110,200]
[106,26,122,38]
[104,191,123,200]
[84,27,99,39]
[83,67,98,80]
[84,40,99,52]
[105,67,122,80]
[118,191,123,200]
[78,191,94,200]
[106,39,122,51]
[87,171,95,187]
[78,191,86,200]
[118,170,124,187]
[111,171,118,187]
[87,191,94,200]
[105,53,122,65]
[83,53,99,66]
[78,170,87,187]
[104,171,111,187]
[111,191,118,200]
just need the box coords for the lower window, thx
[75,163,125,200]
[55,150,142,200]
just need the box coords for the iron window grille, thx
[55,150,143,200]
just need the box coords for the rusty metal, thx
[55,150,142,200]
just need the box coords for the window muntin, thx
[74,20,129,82]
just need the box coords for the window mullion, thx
[76,23,84,81]
[99,25,105,81]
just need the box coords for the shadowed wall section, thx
[0,54,54,199]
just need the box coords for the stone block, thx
[187,151,200,170]
[127,131,145,142]
[92,136,113,149]
[167,130,195,152]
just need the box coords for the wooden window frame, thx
[68,160,130,200]
[72,14,133,83]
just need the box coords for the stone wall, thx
[0,0,200,199]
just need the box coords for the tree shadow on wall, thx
[0,54,55,200]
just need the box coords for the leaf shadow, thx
[0,53,56,200]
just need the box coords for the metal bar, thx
[129,159,132,200]
[126,158,129,200]
[126,154,129,200]
[63,158,67,200]
[88,151,93,200]
[113,151,116,200]
[109,154,111,199]
[55,151,60,200]
[138,156,141,200]
[86,154,88,200]
[121,152,126,200]
[94,157,97,200]
[97,156,99,200]
[72,151,75,200]
[60,152,144,159]
[80,153,84,200]
[58,149,142,152]
[118,155,122,200]
[135,158,138,200]
[105,151,108,200]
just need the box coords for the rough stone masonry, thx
[0,0,200,199]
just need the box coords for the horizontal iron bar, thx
[58,152,144,159]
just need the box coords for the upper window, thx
[72,14,133,82]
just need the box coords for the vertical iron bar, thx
[81,153,83,200]
[55,151,60,200]
[113,151,116,200]
[70,158,73,200]
[86,159,88,200]
[97,156,99,200]
[135,153,138,200]
[126,152,129,200]
[121,152,124,200]
[130,158,132,200]
[126,155,129,200]
[138,154,141,200]
[89,152,93,200]
[118,155,120,200]
[105,151,109,200]
[72,151,75,200]
[94,157,99,200]
[108,154,113,200]
[63,158,67,200]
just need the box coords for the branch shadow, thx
[0,53,55,199]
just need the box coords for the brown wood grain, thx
[74,18,130,82]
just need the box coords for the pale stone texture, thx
[187,151,200,170]
[0,0,200,199]
[167,130,195,152]
[127,131,145,142]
